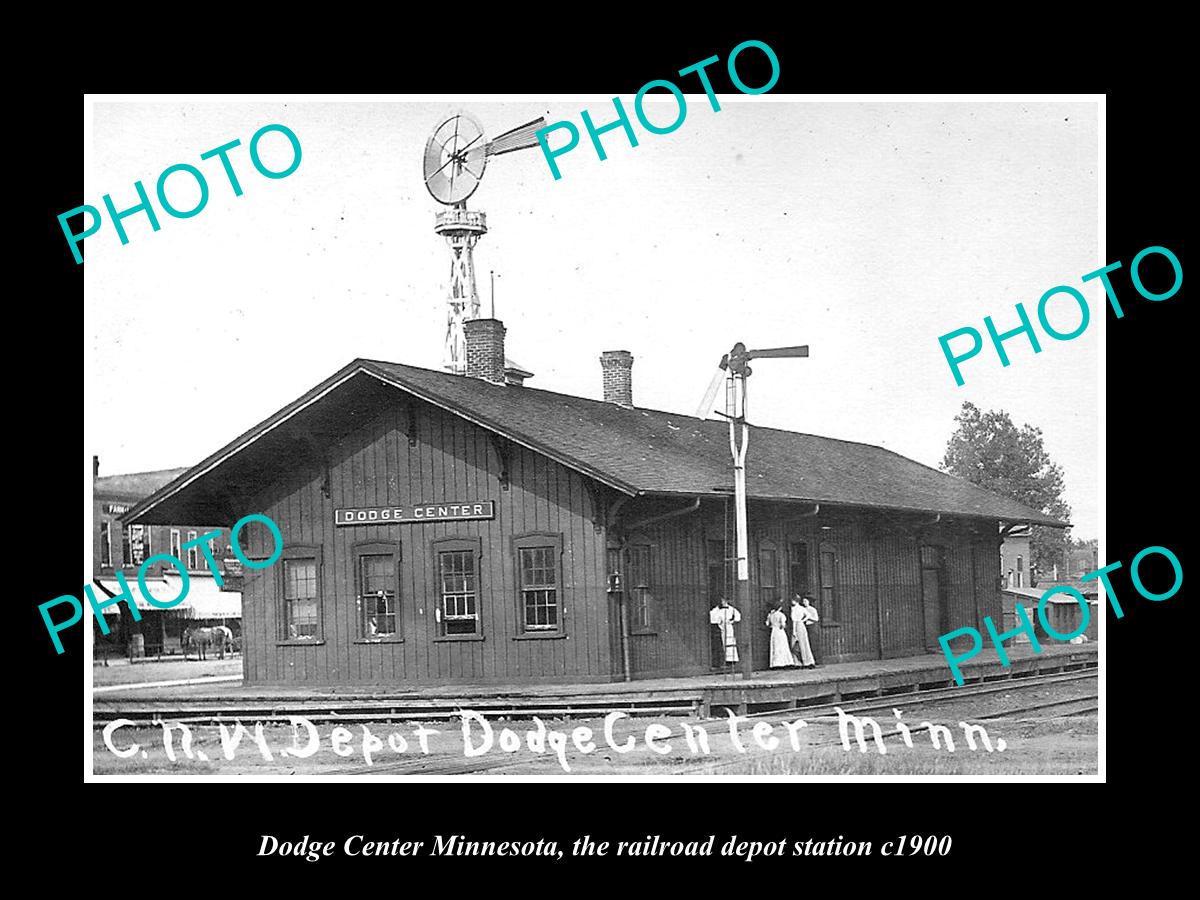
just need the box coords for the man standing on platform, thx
[709,597,741,668]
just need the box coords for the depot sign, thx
[333,501,495,526]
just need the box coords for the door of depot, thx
[920,544,946,650]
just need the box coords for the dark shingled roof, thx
[126,358,1065,527]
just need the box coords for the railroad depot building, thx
[127,320,1060,686]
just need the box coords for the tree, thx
[941,402,1071,581]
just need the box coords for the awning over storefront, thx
[163,575,241,620]
[1003,585,1098,603]
[93,577,185,612]
[92,575,240,618]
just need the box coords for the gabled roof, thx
[126,358,1066,527]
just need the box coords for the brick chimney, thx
[600,350,634,407]
[465,318,506,385]
[93,455,99,478]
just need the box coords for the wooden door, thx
[920,545,945,650]
[755,541,781,670]
[788,541,810,600]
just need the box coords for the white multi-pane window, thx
[282,553,321,640]
[516,536,562,634]
[357,544,398,638]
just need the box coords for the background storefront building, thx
[93,459,241,658]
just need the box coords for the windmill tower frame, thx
[422,113,547,374]
[436,204,488,373]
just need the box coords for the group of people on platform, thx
[709,594,820,670]
[767,595,819,668]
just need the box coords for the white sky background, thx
[86,98,1099,539]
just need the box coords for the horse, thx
[182,626,232,660]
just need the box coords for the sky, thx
[85,97,1100,539]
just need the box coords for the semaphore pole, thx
[731,373,753,679]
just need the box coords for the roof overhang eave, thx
[635,489,1066,527]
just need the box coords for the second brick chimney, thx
[600,350,634,407]
[465,318,507,385]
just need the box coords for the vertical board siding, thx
[624,514,711,679]
[945,534,976,633]
[876,530,925,657]
[975,536,1002,627]
[242,401,612,686]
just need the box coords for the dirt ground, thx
[93,675,1097,776]
[93,657,242,686]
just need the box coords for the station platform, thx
[92,642,1098,722]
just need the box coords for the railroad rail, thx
[674,685,1099,776]
[343,669,1099,777]
[92,663,1097,729]
[714,668,1098,725]
[92,695,701,727]
[92,668,1097,776]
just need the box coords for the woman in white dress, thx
[766,602,798,668]
[709,598,741,665]
[790,595,817,669]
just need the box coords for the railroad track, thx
[339,670,1098,777]
[91,696,700,727]
[92,665,1096,730]
[977,694,1098,719]
[674,688,1099,776]
[91,668,1097,777]
[718,668,1098,725]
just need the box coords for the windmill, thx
[696,342,810,676]
[423,113,547,373]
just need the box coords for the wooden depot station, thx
[125,318,1063,688]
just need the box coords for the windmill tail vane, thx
[486,117,548,157]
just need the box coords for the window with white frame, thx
[515,533,563,634]
[281,548,321,641]
[356,542,399,638]
[435,537,481,636]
